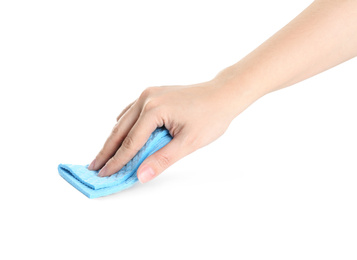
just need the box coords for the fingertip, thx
[137,164,155,183]
[98,166,107,177]
[88,159,96,171]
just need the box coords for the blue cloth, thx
[58,127,172,198]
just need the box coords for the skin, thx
[88,0,357,183]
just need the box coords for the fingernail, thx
[88,159,96,170]
[138,165,155,183]
[98,166,107,177]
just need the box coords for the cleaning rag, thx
[58,127,172,198]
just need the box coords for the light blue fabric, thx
[58,127,172,199]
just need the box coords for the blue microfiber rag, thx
[58,127,172,199]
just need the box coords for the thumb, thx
[137,136,185,183]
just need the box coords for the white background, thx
[1,0,356,259]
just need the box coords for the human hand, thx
[87,76,253,183]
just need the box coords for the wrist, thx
[211,65,264,119]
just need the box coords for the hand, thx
[88,0,357,184]
[88,77,249,183]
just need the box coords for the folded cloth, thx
[58,127,172,199]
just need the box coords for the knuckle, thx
[98,149,106,159]
[183,135,200,151]
[111,123,120,134]
[156,153,171,169]
[140,87,157,99]
[122,135,136,151]
[143,100,158,113]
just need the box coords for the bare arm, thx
[217,0,357,117]
[89,0,357,183]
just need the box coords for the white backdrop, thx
[1,0,356,259]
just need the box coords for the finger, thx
[136,134,187,183]
[88,104,141,171]
[116,100,136,122]
[98,111,158,177]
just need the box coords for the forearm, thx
[216,0,357,117]
[90,0,357,181]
